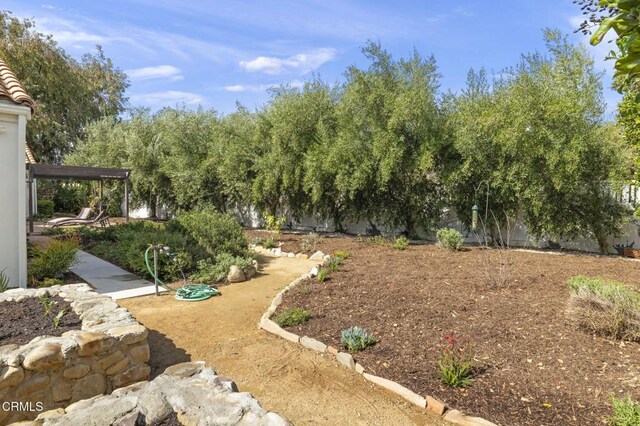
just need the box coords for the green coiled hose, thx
[144,246,219,302]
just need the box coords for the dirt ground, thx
[266,232,640,426]
[119,255,447,426]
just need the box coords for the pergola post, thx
[99,180,104,213]
[124,176,130,222]
[28,167,34,234]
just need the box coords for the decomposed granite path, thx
[119,255,449,426]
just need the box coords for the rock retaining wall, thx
[253,246,498,426]
[0,284,150,424]
[21,361,289,426]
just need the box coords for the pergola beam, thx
[26,164,132,233]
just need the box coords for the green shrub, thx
[37,200,54,218]
[438,331,475,387]
[317,268,328,282]
[28,237,79,284]
[263,212,287,233]
[274,307,310,328]
[174,208,248,258]
[341,326,376,351]
[112,222,192,281]
[609,395,640,426]
[333,250,349,260]
[567,276,640,341]
[300,233,320,252]
[436,228,464,251]
[391,236,409,250]
[191,253,255,283]
[53,184,83,214]
[370,235,387,246]
[250,236,263,245]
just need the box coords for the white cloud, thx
[224,80,304,92]
[239,48,336,75]
[130,90,205,106]
[126,65,183,81]
[452,7,474,17]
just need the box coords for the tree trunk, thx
[596,234,609,255]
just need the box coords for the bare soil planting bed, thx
[260,231,640,425]
[0,295,81,345]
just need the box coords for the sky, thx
[2,1,622,117]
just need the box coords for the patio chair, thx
[52,211,110,228]
[45,207,92,227]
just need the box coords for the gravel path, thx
[119,255,448,426]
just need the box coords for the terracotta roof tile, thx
[25,144,36,164]
[0,58,35,113]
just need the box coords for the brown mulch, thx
[0,295,82,345]
[260,231,640,426]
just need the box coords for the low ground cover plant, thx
[567,276,640,342]
[437,331,475,387]
[341,326,376,351]
[333,250,349,260]
[436,228,464,251]
[28,236,79,285]
[392,236,409,250]
[274,307,310,327]
[191,253,254,283]
[609,395,640,426]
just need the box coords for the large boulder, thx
[227,266,246,283]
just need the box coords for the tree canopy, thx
[0,11,128,163]
[67,32,630,253]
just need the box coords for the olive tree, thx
[448,30,630,253]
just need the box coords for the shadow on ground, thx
[147,329,191,378]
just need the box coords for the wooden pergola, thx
[26,164,132,233]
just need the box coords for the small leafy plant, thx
[341,326,376,351]
[263,212,287,234]
[250,236,263,245]
[39,295,57,317]
[609,394,640,426]
[274,307,310,328]
[53,310,66,329]
[263,235,277,249]
[0,268,9,293]
[326,256,341,272]
[391,236,409,250]
[437,331,475,387]
[300,232,320,252]
[333,250,349,260]
[317,268,328,282]
[436,228,464,251]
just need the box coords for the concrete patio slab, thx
[70,250,167,300]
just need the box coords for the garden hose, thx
[144,246,219,302]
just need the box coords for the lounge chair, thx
[52,211,110,228]
[46,207,92,227]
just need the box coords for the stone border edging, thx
[251,245,498,426]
